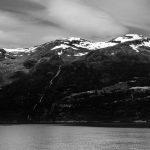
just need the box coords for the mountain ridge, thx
[2,34,150,57]
[0,33,150,122]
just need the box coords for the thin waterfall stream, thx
[28,65,62,120]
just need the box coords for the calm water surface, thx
[0,125,150,150]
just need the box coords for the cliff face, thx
[1,34,150,122]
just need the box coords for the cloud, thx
[0,12,23,47]
[0,0,44,13]
[0,10,63,48]
[89,0,150,34]
[0,12,22,29]
[0,0,149,48]
[48,0,128,40]
[0,30,21,48]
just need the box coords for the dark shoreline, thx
[61,122,150,128]
[0,121,150,128]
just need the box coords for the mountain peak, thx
[67,37,83,41]
[112,33,147,43]
[2,34,150,58]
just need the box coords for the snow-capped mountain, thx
[1,33,150,122]
[112,34,145,43]
[2,34,150,59]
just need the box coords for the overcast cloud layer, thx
[0,0,150,48]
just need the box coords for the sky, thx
[0,0,150,48]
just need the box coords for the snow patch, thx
[114,34,143,43]
[143,41,150,47]
[74,52,88,56]
[51,44,70,50]
[130,45,139,52]
[58,51,63,56]
[4,46,38,54]
[68,37,81,41]
[129,40,150,52]
[72,47,78,50]
[73,41,117,50]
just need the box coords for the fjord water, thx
[0,125,150,150]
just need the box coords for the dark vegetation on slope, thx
[0,40,150,123]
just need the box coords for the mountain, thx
[0,34,150,122]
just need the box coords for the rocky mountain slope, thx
[0,34,150,122]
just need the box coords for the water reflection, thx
[0,125,149,150]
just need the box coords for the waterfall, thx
[28,65,62,120]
